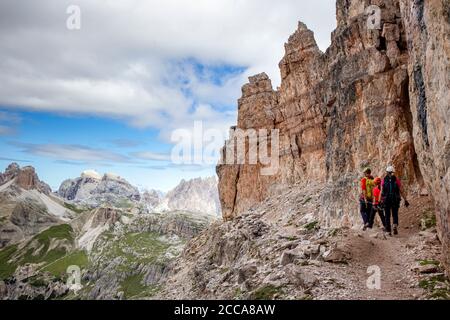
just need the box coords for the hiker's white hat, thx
[386,166,395,173]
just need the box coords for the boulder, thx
[237,264,258,284]
[280,249,305,266]
[322,246,352,263]
[284,265,318,289]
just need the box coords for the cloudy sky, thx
[0,0,336,191]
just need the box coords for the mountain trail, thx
[159,189,447,300]
[313,196,443,300]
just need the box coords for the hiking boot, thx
[393,224,398,235]
[363,223,369,231]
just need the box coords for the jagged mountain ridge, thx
[156,177,221,215]
[0,164,218,299]
[58,171,221,215]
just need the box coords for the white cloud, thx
[132,151,172,162]
[0,0,336,132]
[11,142,130,163]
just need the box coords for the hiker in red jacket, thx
[381,166,410,236]
[369,177,386,230]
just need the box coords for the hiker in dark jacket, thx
[381,166,410,236]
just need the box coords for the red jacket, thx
[373,186,381,205]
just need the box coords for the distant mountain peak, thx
[154,176,220,216]
[58,170,140,207]
[0,163,51,194]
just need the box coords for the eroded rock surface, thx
[217,0,449,271]
[400,0,450,273]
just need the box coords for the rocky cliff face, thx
[400,0,450,276]
[217,0,449,270]
[58,170,141,208]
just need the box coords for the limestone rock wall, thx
[218,0,422,218]
[400,0,450,271]
[217,0,449,268]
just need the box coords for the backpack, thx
[382,175,401,204]
[363,177,375,200]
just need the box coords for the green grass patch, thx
[220,267,230,274]
[43,250,88,277]
[92,231,172,276]
[419,275,448,290]
[119,232,169,264]
[304,221,319,231]
[419,274,450,300]
[252,285,282,300]
[0,224,75,279]
[428,289,450,300]
[0,244,19,279]
[34,224,74,245]
[22,248,67,265]
[129,284,161,300]
[28,276,48,288]
[63,202,85,214]
[19,224,74,266]
[419,259,441,266]
[120,274,147,299]
[234,287,244,298]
